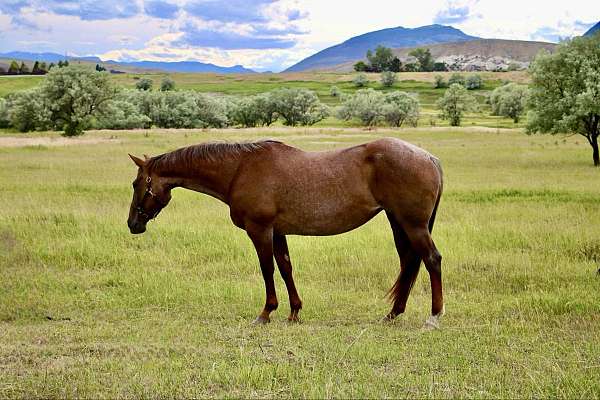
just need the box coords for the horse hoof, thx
[287,316,301,324]
[380,313,396,323]
[422,315,441,331]
[252,316,270,325]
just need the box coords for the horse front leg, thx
[273,234,302,322]
[246,222,278,324]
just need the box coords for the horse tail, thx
[428,156,443,234]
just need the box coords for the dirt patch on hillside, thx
[0,136,121,148]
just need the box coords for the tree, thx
[390,57,402,73]
[353,73,368,87]
[6,88,51,132]
[95,64,106,72]
[354,61,368,72]
[31,61,42,75]
[380,71,397,87]
[136,78,153,91]
[270,88,329,126]
[408,48,434,72]
[42,65,116,136]
[39,62,48,74]
[382,91,420,127]
[18,62,29,74]
[433,62,448,72]
[437,83,476,126]
[48,62,56,70]
[8,60,20,74]
[490,83,528,123]
[160,77,176,91]
[366,46,395,72]
[465,74,483,90]
[527,35,600,166]
[433,75,447,89]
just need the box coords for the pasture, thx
[0,126,599,398]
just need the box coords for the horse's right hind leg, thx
[385,212,422,320]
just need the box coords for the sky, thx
[0,0,597,72]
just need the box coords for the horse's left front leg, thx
[246,222,278,324]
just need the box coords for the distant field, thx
[0,70,529,129]
[0,127,598,398]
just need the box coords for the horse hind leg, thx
[273,234,303,322]
[385,211,422,320]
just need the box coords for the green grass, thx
[0,127,599,398]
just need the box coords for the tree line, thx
[0,59,74,75]
[354,46,447,73]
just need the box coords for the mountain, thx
[0,51,101,63]
[104,60,255,74]
[285,24,478,72]
[324,39,556,72]
[0,51,255,74]
[584,22,600,36]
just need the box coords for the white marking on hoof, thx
[284,254,290,262]
[423,305,445,330]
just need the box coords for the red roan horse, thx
[128,138,445,328]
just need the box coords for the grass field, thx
[0,126,599,398]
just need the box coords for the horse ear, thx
[143,154,150,160]
[128,153,146,168]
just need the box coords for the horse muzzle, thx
[128,219,147,234]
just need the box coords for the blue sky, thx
[0,0,596,72]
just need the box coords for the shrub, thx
[0,98,10,128]
[337,88,386,127]
[270,88,329,126]
[354,61,368,72]
[353,73,368,87]
[330,86,341,97]
[489,83,529,123]
[436,83,476,126]
[465,74,483,90]
[382,91,420,127]
[6,88,52,132]
[229,96,264,127]
[160,77,176,91]
[253,92,279,126]
[380,71,397,87]
[448,73,466,87]
[95,94,151,130]
[136,78,153,91]
[433,75,447,89]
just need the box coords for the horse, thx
[127,138,445,328]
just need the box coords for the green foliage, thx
[433,75,447,89]
[353,73,368,88]
[0,98,10,128]
[408,48,434,72]
[160,77,176,91]
[527,34,600,165]
[437,83,476,126]
[42,65,116,136]
[136,78,153,91]
[270,88,329,126]
[380,71,397,87]
[382,91,420,127]
[229,94,278,128]
[6,88,51,132]
[8,61,19,74]
[490,83,529,122]
[95,92,151,130]
[433,62,448,72]
[403,62,419,72]
[465,74,483,90]
[354,61,368,72]
[448,73,466,87]
[366,46,395,72]
[95,64,107,72]
[18,62,29,74]
[390,57,402,72]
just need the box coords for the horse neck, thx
[158,155,241,204]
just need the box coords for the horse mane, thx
[147,140,280,175]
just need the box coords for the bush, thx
[465,74,483,90]
[95,92,151,129]
[380,71,397,87]
[354,61,368,72]
[337,89,385,127]
[353,73,368,87]
[448,73,466,87]
[229,96,264,127]
[382,91,420,127]
[433,75,447,89]
[0,98,10,128]
[6,88,52,132]
[330,86,341,97]
[136,78,153,91]
[489,83,528,122]
[436,83,476,126]
[160,77,176,91]
[270,88,329,126]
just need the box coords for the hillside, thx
[584,22,600,36]
[285,24,477,72]
[324,39,556,72]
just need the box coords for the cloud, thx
[184,0,273,23]
[144,0,179,19]
[0,1,141,21]
[176,22,297,49]
[434,0,479,24]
